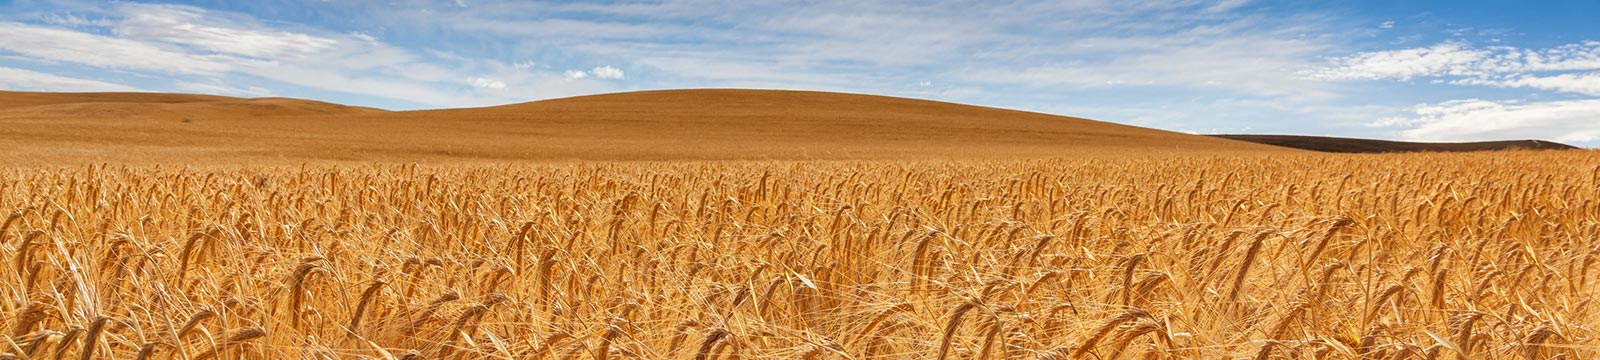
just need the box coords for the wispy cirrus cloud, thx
[1304,43,1493,81]
[0,20,232,75]
[0,66,143,92]
[1306,41,1600,92]
[963,25,1336,98]
[1464,72,1600,96]
[173,81,272,97]
[37,13,113,27]
[115,3,338,59]
[0,3,623,107]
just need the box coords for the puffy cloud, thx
[1521,41,1600,72]
[563,66,624,80]
[468,77,506,89]
[0,66,142,92]
[590,66,624,79]
[1376,99,1600,143]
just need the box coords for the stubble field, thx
[3,151,1597,359]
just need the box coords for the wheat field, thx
[2,151,1597,359]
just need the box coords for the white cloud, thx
[0,4,628,108]
[233,61,487,106]
[467,77,506,89]
[1312,40,1600,144]
[1305,43,1490,80]
[0,66,142,92]
[1376,98,1600,143]
[1308,41,1600,83]
[114,4,338,59]
[1520,41,1600,72]
[1379,21,1394,29]
[39,13,113,27]
[423,49,469,62]
[630,56,855,88]
[1456,72,1600,96]
[174,81,273,97]
[513,61,537,69]
[0,21,232,74]
[1205,0,1253,13]
[965,27,1335,98]
[550,66,621,82]
[589,65,624,79]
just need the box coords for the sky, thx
[2,0,1599,146]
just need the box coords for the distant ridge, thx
[1211,134,1579,153]
[0,90,236,109]
[0,90,386,118]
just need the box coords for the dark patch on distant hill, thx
[1211,134,1580,153]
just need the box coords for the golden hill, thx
[0,89,1288,165]
[0,90,237,109]
[0,90,384,117]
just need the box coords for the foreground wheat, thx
[2,151,1597,359]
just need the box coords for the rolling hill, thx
[0,90,237,110]
[1211,134,1579,153]
[0,90,384,117]
[0,89,1287,165]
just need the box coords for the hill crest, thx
[0,90,384,119]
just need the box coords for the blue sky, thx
[2,1,1599,146]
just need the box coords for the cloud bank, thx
[1311,41,1600,143]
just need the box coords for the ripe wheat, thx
[0,151,1596,358]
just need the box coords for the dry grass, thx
[1,151,1596,358]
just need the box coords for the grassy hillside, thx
[0,89,1287,165]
